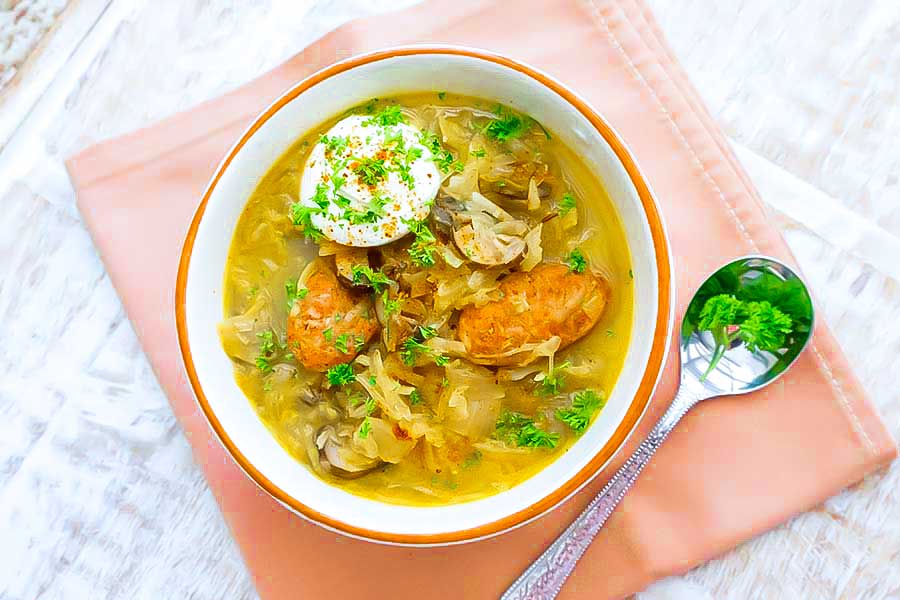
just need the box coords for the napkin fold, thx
[66,0,897,598]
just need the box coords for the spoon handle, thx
[501,383,704,600]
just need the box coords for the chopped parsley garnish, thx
[383,126,404,147]
[255,356,273,374]
[697,294,794,380]
[350,265,395,293]
[418,130,463,173]
[393,144,423,187]
[365,105,405,127]
[471,148,486,158]
[567,248,587,273]
[358,418,372,439]
[437,91,447,100]
[352,156,388,186]
[344,194,389,225]
[537,361,570,396]
[556,390,606,434]
[381,290,401,318]
[310,182,330,209]
[406,220,438,267]
[495,411,559,449]
[409,389,423,405]
[335,333,353,354]
[400,339,430,366]
[400,326,448,367]
[483,105,531,141]
[559,193,577,216]
[326,363,356,386]
[323,328,334,342]
[289,203,323,241]
[285,279,308,310]
[320,134,349,156]
[352,393,376,415]
[255,331,279,374]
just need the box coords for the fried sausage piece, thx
[287,262,379,371]
[457,263,609,366]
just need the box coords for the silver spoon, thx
[502,255,815,600]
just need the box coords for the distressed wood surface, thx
[0,1,897,598]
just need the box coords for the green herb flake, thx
[365,105,405,127]
[409,389,423,405]
[483,105,531,142]
[567,248,587,273]
[437,91,447,100]
[335,333,353,354]
[471,148,486,158]
[323,328,334,342]
[289,202,323,241]
[556,390,606,434]
[255,356,273,374]
[358,418,372,439]
[382,290,401,318]
[320,134,349,156]
[418,130,461,174]
[400,326,447,366]
[326,363,356,386]
[350,265,395,293]
[537,360,570,396]
[254,331,280,374]
[495,411,559,449]
[351,156,388,186]
[285,279,308,310]
[559,192,577,216]
[405,219,438,267]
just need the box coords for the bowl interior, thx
[182,49,666,541]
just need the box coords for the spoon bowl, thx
[503,255,816,600]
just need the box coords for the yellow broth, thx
[220,93,633,505]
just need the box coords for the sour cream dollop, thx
[298,113,441,247]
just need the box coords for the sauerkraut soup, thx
[219,93,633,505]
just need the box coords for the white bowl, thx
[176,45,674,546]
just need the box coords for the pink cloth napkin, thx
[66,0,897,598]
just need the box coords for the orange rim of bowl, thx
[176,45,672,545]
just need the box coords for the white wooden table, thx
[1,1,898,598]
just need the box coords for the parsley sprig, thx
[556,390,606,434]
[255,331,282,374]
[351,156,388,186]
[483,105,531,141]
[284,279,308,311]
[418,130,464,174]
[400,325,449,367]
[326,363,356,386]
[567,248,587,273]
[559,193,577,216]
[537,361,570,396]
[350,265,395,293]
[495,411,559,449]
[697,294,793,380]
[406,220,438,267]
[364,105,405,127]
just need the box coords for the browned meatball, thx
[457,263,609,366]
[287,262,379,371]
